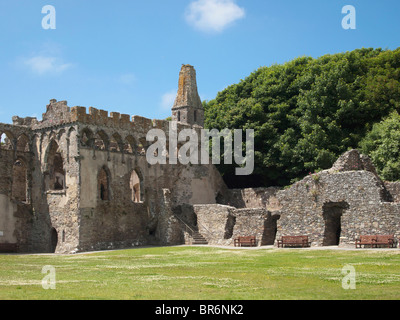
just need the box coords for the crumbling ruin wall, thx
[27,123,82,253]
[222,187,281,210]
[34,101,227,252]
[276,150,400,247]
[194,149,400,248]
[0,123,35,252]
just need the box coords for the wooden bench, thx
[0,243,19,253]
[234,236,256,247]
[277,236,311,248]
[356,235,397,248]
[376,235,397,248]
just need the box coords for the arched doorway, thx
[322,201,349,246]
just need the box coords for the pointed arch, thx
[16,133,29,152]
[94,130,109,151]
[110,133,123,152]
[80,127,94,148]
[124,135,137,154]
[137,137,147,155]
[0,131,15,150]
[56,129,66,141]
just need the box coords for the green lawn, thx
[0,246,399,300]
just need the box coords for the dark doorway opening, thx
[50,228,58,253]
[322,202,349,246]
[261,214,280,245]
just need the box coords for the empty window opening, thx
[0,132,14,150]
[130,170,143,203]
[80,128,94,148]
[98,167,110,201]
[47,141,65,191]
[194,110,197,122]
[322,202,349,246]
[137,138,147,155]
[12,159,27,202]
[94,131,108,151]
[124,136,136,154]
[53,153,65,190]
[177,111,181,122]
[110,134,122,152]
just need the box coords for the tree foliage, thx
[204,47,400,187]
[360,111,400,181]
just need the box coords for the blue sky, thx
[0,0,399,124]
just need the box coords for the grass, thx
[0,246,400,300]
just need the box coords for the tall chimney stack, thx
[171,64,204,127]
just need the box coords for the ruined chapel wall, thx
[78,147,149,251]
[28,124,81,253]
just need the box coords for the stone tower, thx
[171,64,204,127]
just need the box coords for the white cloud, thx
[185,0,245,33]
[160,90,177,110]
[22,56,72,75]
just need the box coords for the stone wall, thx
[275,151,400,247]
[384,181,400,203]
[223,187,281,210]
[232,209,278,246]
[191,150,400,248]
[193,204,276,246]
[194,204,236,246]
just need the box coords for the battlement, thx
[32,99,192,133]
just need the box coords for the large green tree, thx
[204,47,400,187]
[360,111,400,181]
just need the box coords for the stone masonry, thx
[1,64,400,253]
[0,65,227,253]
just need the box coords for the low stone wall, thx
[193,204,277,246]
[194,204,235,246]
[232,208,276,246]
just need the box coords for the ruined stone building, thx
[1,64,400,253]
[0,65,227,253]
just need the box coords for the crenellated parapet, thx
[31,99,187,134]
